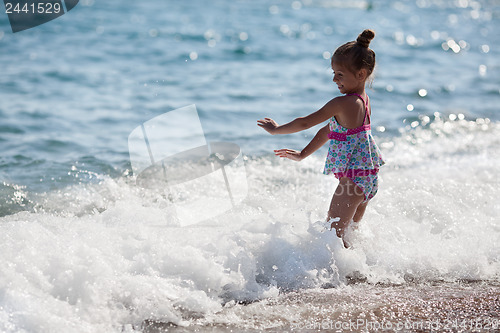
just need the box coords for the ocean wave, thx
[0,118,498,331]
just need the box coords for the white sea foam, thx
[0,119,499,332]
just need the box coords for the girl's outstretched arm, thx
[274,124,330,161]
[257,98,339,135]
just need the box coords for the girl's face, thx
[331,61,365,94]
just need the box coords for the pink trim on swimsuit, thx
[327,124,371,141]
[334,168,379,178]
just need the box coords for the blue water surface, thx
[0,0,498,195]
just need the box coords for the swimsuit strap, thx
[346,93,366,106]
[346,93,370,125]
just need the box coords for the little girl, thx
[257,29,384,246]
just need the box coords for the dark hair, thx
[331,29,376,77]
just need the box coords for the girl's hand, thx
[257,118,279,135]
[274,149,303,161]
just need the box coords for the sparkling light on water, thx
[0,0,499,331]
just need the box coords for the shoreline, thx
[143,281,500,332]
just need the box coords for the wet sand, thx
[143,281,500,332]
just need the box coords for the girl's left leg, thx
[353,201,368,222]
[343,202,368,247]
[327,177,365,240]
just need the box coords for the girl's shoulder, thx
[318,94,366,122]
[328,95,365,113]
[328,94,367,128]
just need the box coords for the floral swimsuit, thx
[323,93,385,202]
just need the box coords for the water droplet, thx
[471,10,480,19]
[407,104,414,111]
[394,31,405,44]
[478,64,487,76]
[292,1,302,10]
[446,39,461,53]
[416,0,430,8]
[306,31,316,40]
[239,32,248,41]
[300,23,311,33]
[448,14,458,25]
[149,29,158,37]
[418,89,428,97]
[204,29,216,40]
[269,5,279,14]
[406,34,417,46]
[280,25,290,35]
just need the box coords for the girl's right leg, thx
[327,177,365,240]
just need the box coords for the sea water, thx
[0,0,499,332]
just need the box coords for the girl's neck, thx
[345,87,366,97]
[345,81,366,96]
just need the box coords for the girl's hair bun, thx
[356,29,375,48]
